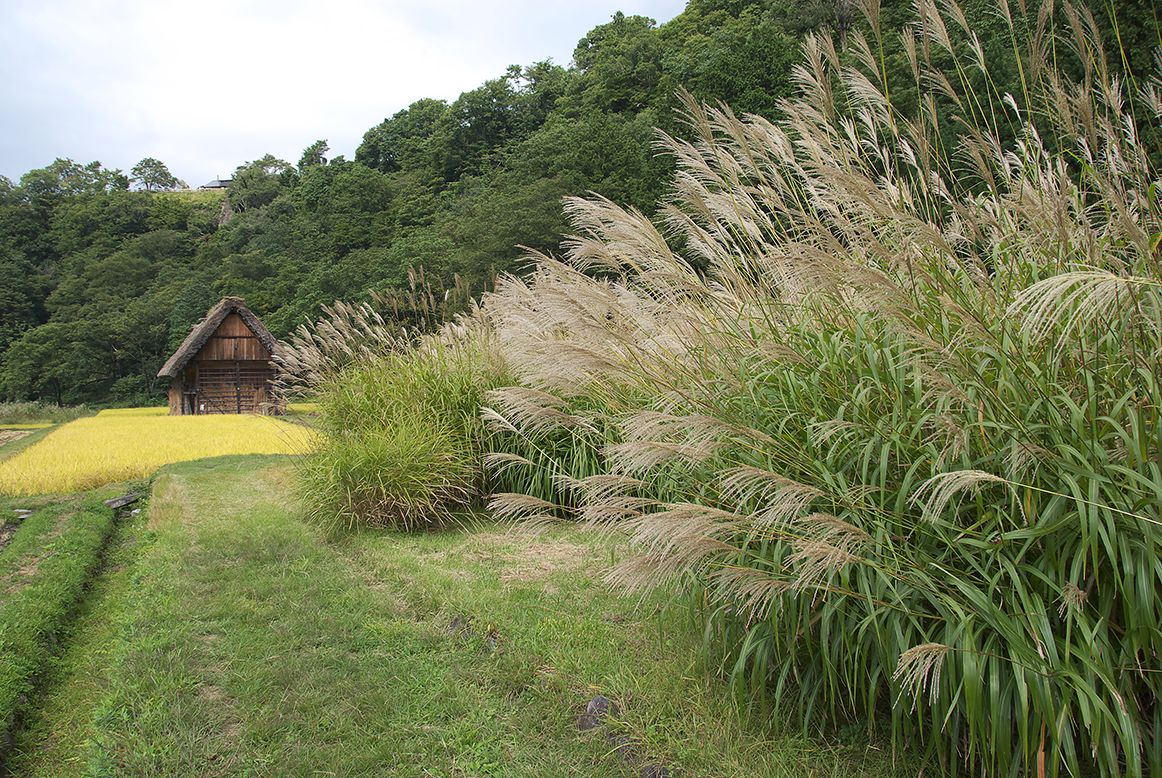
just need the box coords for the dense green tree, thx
[19,159,128,201]
[48,190,151,257]
[0,253,45,356]
[356,98,449,176]
[227,155,295,212]
[1,321,102,404]
[298,140,330,171]
[432,77,524,183]
[569,12,668,114]
[130,157,182,191]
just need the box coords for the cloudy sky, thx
[0,0,686,186]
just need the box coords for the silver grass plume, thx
[488,492,561,530]
[718,466,824,525]
[910,470,1009,523]
[894,643,952,708]
[483,386,597,435]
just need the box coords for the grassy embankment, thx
[0,486,131,758]
[7,455,901,777]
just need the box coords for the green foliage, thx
[0,497,118,751]
[571,12,668,114]
[479,4,1162,774]
[227,154,295,212]
[18,159,128,201]
[129,157,181,191]
[301,412,475,534]
[297,139,329,171]
[355,97,448,175]
[301,336,509,533]
[0,253,45,356]
[0,401,88,425]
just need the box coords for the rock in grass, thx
[586,695,619,721]
[577,694,620,731]
[576,712,600,730]
[605,731,638,763]
[446,615,473,639]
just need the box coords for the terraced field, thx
[0,408,317,496]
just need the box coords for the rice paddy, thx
[0,410,318,496]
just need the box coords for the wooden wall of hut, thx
[169,313,281,415]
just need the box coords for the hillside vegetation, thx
[1,0,1155,407]
[282,1,1162,775]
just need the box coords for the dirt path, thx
[0,431,30,448]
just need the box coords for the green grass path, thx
[9,455,900,777]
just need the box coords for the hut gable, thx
[158,297,283,415]
[158,297,278,379]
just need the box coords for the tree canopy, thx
[130,158,183,191]
[0,0,1156,406]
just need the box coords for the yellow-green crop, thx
[0,411,318,495]
[96,407,169,417]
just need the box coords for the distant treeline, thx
[0,0,1156,406]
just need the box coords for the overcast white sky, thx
[0,0,686,186]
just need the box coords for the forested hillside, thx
[1,0,1155,406]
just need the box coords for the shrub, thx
[482,3,1162,775]
[291,321,509,533]
[300,412,475,534]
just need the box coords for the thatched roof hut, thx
[158,297,283,415]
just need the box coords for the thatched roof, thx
[157,297,279,378]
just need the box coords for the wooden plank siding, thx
[194,362,273,414]
[166,311,281,415]
[195,313,272,362]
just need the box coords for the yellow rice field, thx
[97,407,169,416]
[0,410,318,496]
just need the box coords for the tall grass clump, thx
[0,401,89,426]
[281,297,509,533]
[481,2,1162,774]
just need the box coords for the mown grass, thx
[0,489,126,757]
[39,455,901,777]
[0,410,317,496]
[4,506,150,776]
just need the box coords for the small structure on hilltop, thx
[158,297,283,415]
[199,177,232,189]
